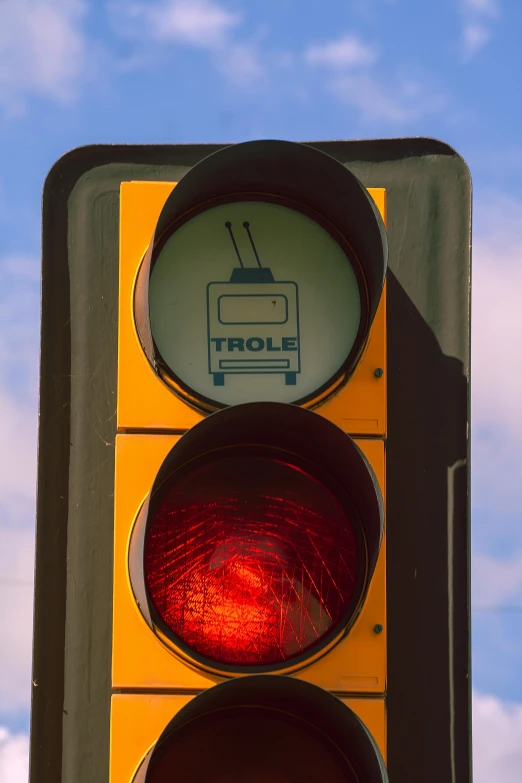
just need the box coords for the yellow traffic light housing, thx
[112,140,388,781]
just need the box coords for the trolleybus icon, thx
[207,221,301,387]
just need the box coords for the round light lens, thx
[143,450,363,669]
[148,200,362,408]
[144,707,356,782]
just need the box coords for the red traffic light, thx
[129,401,383,676]
[144,448,362,668]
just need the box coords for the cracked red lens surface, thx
[144,452,361,667]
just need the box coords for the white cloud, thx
[219,43,265,85]
[351,0,398,17]
[0,255,38,714]
[462,0,499,16]
[109,0,264,85]
[0,256,39,523]
[0,0,89,114]
[305,34,378,68]
[463,23,491,57]
[110,0,239,48]
[0,526,34,713]
[471,195,522,513]
[155,0,238,46]
[473,551,522,607]
[304,32,445,125]
[329,72,446,123]
[0,388,37,525]
[460,0,500,59]
[0,728,29,783]
[473,691,522,782]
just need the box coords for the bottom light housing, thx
[132,676,388,783]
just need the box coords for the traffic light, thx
[113,140,388,781]
[32,138,471,783]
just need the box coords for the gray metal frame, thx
[32,139,471,782]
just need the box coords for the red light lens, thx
[144,451,362,668]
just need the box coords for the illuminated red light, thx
[144,451,362,668]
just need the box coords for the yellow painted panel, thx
[112,434,385,693]
[109,693,386,783]
[295,438,386,692]
[318,280,386,435]
[112,434,212,691]
[117,182,386,435]
[117,181,202,432]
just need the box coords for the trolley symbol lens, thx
[207,221,301,387]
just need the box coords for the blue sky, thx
[0,0,521,779]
